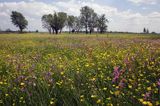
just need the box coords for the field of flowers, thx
[0,33,160,106]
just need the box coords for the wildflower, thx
[20,82,25,86]
[20,97,23,100]
[85,63,89,67]
[5,94,9,97]
[128,85,132,89]
[106,97,111,100]
[147,101,153,106]
[112,66,125,83]
[60,71,64,75]
[50,98,55,105]
[142,101,147,105]
[119,78,126,89]
[12,103,15,106]
[156,101,159,105]
[103,87,107,91]
[80,95,84,98]
[110,90,113,94]
[107,103,113,106]
[147,87,151,91]
[144,92,151,100]
[91,95,97,98]
[157,79,160,87]
[96,99,101,104]
[138,99,143,103]
[116,86,119,89]
[0,82,3,85]
[91,77,96,81]
[114,90,120,96]
[80,99,84,102]
[50,101,54,105]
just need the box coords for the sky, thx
[0,0,160,33]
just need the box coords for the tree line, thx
[10,6,109,34]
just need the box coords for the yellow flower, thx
[103,87,107,91]
[96,99,101,104]
[110,91,113,94]
[0,82,3,85]
[59,65,63,68]
[80,99,84,102]
[142,101,147,105]
[60,71,64,75]
[20,82,25,86]
[156,101,159,105]
[153,83,156,87]
[107,103,113,106]
[20,97,23,100]
[5,94,9,97]
[147,87,151,91]
[12,103,15,106]
[50,101,54,105]
[114,91,120,96]
[85,64,89,67]
[91,95,97,98]
[138,99,143,103]
[128,85,132,89]
[80,95,84,98]
[91,77,96,81]
[116,86,119,89]
[147,101,153,106]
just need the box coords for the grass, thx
[0,33,160,106]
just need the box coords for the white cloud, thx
[0,0,160,33]
[128,0,158,5]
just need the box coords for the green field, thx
[0,33,160,106]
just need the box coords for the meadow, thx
[0,33,160,106]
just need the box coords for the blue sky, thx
[0,0,160,32]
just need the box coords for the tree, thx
[41,12,67,34]
[80,6,95,34]
[88,12,98,34]
[10,11,28,33]
[74,16,82,33]
[67,15,75,33]
[146,29,149,34]
[58,12,67,33]
[97,14,108,33]
[41,14,52,34]
[143,28,146,33]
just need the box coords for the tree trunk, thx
[55,29,58,34]
[19,27,23,33]
[90,29,92,34]
[86,29,88,34]
[51,27,55,34]
[48,29,51,34]
[85,25,88,34]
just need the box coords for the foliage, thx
[80,6,95,34]
[97,14,109,33]
[42,12,67,34]
[41,14,52,34]
[67,15,75,33]
[10,11,28,32]
[41,6,109,34]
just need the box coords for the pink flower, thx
[144,91,151,100]
[157,79,160,87]
[112,66,120,83]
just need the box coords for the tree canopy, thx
[41,6,109,34]
[10,11,28,33]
